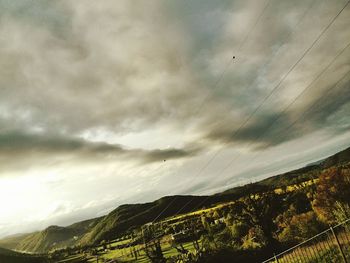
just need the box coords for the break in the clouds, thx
[0,0,349,237]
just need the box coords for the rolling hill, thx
[2,146,349,253]
[0,217,102,253]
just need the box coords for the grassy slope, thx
[0,233,33,250]
[79,195,215,245]
[16,226,78,253]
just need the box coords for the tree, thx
[201,215,211,231]
[231,192,282,249]
[230,222,249,243]
[212,210,221,219]
[241,226,267,250]
[144,239,166,263]
[224,213,234,227]
[313,167,350,223]
[277,211,323,243]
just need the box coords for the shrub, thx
[278,211,323,243]
[241,227,267,250]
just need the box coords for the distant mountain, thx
[0,217,102,253]
[15,226,79,253]
[320,146,350,168]
[220,146,350,196]
[0,233,32,251]
[2,146,349,253]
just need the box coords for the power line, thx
[119,1,349,255]
[217,69,350,203]
[171,0,350,216]
[190,42,350,212]
[278,72,350,142]
[118,0,350,255]
[184,0,350,190]
[237,0,272,52]
[217,40,350,181]
[193,0,272,117]
[233,0,317,107]
[153,0,349,223]
[151,0,273,223]
[167,0,316,199]
[246,68,350,169]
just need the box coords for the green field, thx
[87,240,200,263]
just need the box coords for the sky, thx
[0,0,349,238]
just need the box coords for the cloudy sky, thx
[0,0,349,238]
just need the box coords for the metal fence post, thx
[330,226,348,263]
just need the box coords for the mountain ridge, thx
[1,146,349,253]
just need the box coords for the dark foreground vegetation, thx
[0,247,47,263]
[1,146,349,262]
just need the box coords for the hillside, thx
[320,146,350,168]
[75,146,350,246]
[0,233,33,251]
[0,217,102,254]
[2,146,350,253]
[15,226,81,253]
[0,247,46,263]
[220,146,350,196]
[79,195,226,245]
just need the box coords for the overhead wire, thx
[171,0,350,215]
[150,0,273,223]
[190,40,350,212]
[217,40,350,183]
[115,0,349,254]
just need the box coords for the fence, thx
[262,218,350,263]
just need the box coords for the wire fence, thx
[262,218,350,263]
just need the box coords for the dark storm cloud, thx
[301,77,350,131]
[0,132,200,172]
[0,132,128,158]
[203,74,350,149]
[196,1,350,150]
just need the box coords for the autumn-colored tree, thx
[313,167,350,223]
[277,211,323,243]
[241,226,267,250]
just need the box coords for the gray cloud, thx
[202,66,350,149]
[192,0,350,150]
[0,132,200,172]
[0,0,210,137]
[0,0,348,153]
[0,0,350,237]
